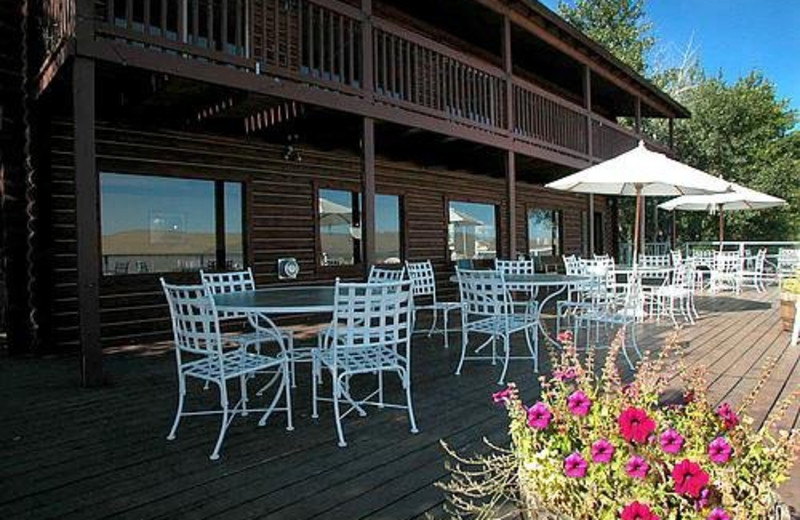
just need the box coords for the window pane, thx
[528,209,562,257]
[225,182,244,270]
[375,194,402,264]
[319,188,362,266]
[448,201,497,261]
[101,173,216,274]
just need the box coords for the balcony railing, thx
[75,0,668,162]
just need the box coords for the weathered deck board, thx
[1,288,798,519]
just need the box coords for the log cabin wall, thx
[45,120,597,350]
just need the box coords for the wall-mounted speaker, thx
[277,258,300,279]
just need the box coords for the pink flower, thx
[527,402,552,430]
[625,455,650,479]
[620,501,660,520]
[567,390,592,417]
[708,437,732,464]
[557,330,573,343]
[695,488,712,511]
[716,403,740,430]
[563,452,588,478]
[660,428,684,454]
[591,438,615,463]
[618,407,656,444]
[707,508,730,520]
[672,459,710,498]
[554,367,578,382]
[492,387,513,406]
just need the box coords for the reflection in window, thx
[100,173,244,275]
[528,209,562,257]
[319,188,362,266]
[376,194,402,264]
[448,201,497,261]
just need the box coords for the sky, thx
[540,0,800,113]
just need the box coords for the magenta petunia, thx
[527,402,552,430]
[563,452,588,478]
[716,403,740,430]
[567,390,592,417]
[660,428,684,454]
[708,437,732,464]
[625,455,650,479]
[554,366,578,382]
[672,459,710,498]
[707,508,730,520]
[492,387,513,406]
[591,438,615,463]
[620,501,660,520]
[618,407,656,444]
[557,330,574,344]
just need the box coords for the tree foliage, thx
[558,0,800,242]
[558,0,654,74]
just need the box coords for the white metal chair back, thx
[640,254,670,268]
[405,260,438,299]
[162,280,224,359]
[329,279,413,354]
[777,249,800,278]
[494,259,535,276]
[670,250,683,266]
[368,265,407,283]
[456,269,510,320]
[200,268,256,320]
[562,255,579,275]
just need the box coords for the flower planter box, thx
[780,292,799,332]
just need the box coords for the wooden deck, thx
[1,288,799,519]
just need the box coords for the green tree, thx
[558,0,655,74]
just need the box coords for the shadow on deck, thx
[1,288,798,519]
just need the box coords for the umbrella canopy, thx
[449,207,483,226]
[658,183,787,245]
[546,141,732,261]
[658,184,787,212]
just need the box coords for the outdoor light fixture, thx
[277,258,300,279]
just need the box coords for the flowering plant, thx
[440,332,799,519]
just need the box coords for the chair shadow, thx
[695,295,773,313]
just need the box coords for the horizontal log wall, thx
[46,121,596,350]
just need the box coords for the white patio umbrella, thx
[658,183,787,245]
[545,141,732,262]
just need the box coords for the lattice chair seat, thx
[161,280,292,460]
[316,345,406,375]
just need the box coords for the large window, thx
[318,189,403,266]
[528,208,562,257]
[100,173,244,275]
[594,212,605,254]
[376,194,402,264]
[448,201,497,261]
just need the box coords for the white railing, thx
[618,242,672,265]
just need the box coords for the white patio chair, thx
[200,269,299,386]
[367,265,406,283]
[574,274,642,369]
[161,280,292,460]
[311,279,418,447]
[777,249,800,282]
[740,249,767,292]
[709,252,743,294]
[405,260,462,348]
[455,268,539,385]
[646,263,697,326]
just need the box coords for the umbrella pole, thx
[718,204,725,252]
[633,185,643,265]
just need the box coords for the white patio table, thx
[450,273,590,347]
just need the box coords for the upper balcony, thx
[33,0,682,167]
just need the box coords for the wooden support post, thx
[588,194,595,255]
[634,97,642,135]
[362,117,376,267]
[503,16,516,259]
[73,57,103,387]
[506,150,516,259]
[361,0,374,101]
[583,65,592,159]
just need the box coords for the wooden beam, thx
[503,15,513,133]
[583,65,592,159]
[361,0,374,101]
[362,117,376,267]
[506,150,516,259]
[73,57,103,387]
[588,193,595,255]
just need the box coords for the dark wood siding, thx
[46,121,595,351]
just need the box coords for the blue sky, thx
[541,0,800,113]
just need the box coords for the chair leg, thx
[498,334,510,385]
[283,360,294,431]
[333,376,347,448]
[620,328,634,370]
[443,308,450,349]
[210,381,230,461]
[239,373,249,417]
[523,326,537,373]
[377,370,384,408]
[403,368,419,434]
[167,373,186,441]
[427,308,438,338]
[311,353,320,419]
[631,322,642,358]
